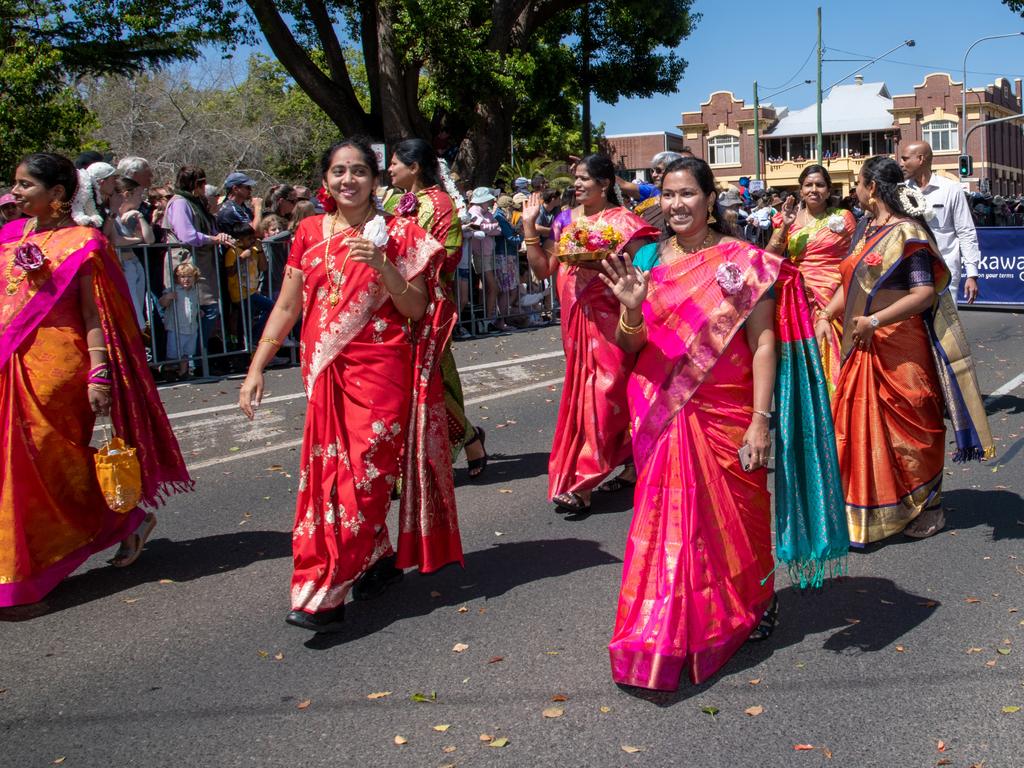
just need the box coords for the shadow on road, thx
[0,530,292,620]
[304,537,621,651]
[455,450,551,486]
[617,576,939,706]
[985,393,1024,416]
[943,488,1024,541]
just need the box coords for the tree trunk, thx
[376,2,420,145]
[454,99,509,186]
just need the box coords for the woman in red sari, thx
[239,139,461,632]
[600,157,780,690]
[0,153,191,607]
[818,157,992,545]
[522,154,658,514]
[767,165,855,393]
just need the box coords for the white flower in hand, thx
[827,213,846,233]
[363,215,390,248]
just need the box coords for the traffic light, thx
[959,154,973,177]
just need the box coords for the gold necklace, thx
[5,218,60,295]
[671,229,716,255]
[325,207,374,306]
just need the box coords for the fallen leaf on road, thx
[433,724,451,732]
[1002,705,1021,713]
[257,650,269,658]
[442,745,456,753]
[936,740,947,752]
[452,643,469,653]
[393,735,407,745]
[748,678,761,685]
[745,705,764,716]
[488,656,504,664]
[700,706,719,716]
[985,660,997,668]
[297,699,311,710]
[274,652,284,661]
[123,597,140,604]
[228,446,240,452]
[52,759,65,766]
[879,599,894,605]
[794,744,815,751]
[621,746,644,753]
[266,464,283,471]
[430,590,442,598]
[488,737,509,748]
[498,489,513,494]
[998,648,1011,656]
[599,706,611,713]
[367,692,391,699]
[844,618,860,624]
[895,645,906,653]
[823,747,833,759]
[936,760,952,766]
[457,606,469,613]
[479,734,493,742]
[551,694,568,702]
[966,647,983,654]
[158,579,174,585]
[965,597,981,603]
[918,601,938,608]
[411,692,437,703]
[543,707,564,718]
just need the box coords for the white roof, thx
[768,82,893,138]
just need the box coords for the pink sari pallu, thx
[610,241,780,690]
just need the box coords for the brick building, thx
[603,131,689,178]
[607,72,1024,196]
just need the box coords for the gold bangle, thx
[87,346,109,353]
[258,338,281,347]
[815,309,832,322]
[388,280,411,297]
[619,312,646,335]
[524,236,541,246]
[87,383,111,391]
[753,409,772,420]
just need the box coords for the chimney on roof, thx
[855,74,864,86]
[1015,78,1022,105]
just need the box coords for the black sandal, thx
[552,491,591,514]
[465,427,488,479]
[597,466,637,493]
[748,596,779,642]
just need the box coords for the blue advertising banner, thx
[969,227,1024,309]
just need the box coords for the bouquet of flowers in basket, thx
[557,219,624,266]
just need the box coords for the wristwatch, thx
[869,314,880,328]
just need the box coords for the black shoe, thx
[285,605,346,633]
[352,554,404,601]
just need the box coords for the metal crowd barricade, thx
[452,236,559,337]
[115,235,298,381]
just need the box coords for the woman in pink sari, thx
[239,139,460,633]
[601,158,781,690]
[522,154,658,514]
[1,153,191,607]
[768,165,855,392]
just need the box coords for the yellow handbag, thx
[95,425,142,514]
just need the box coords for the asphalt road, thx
[1,311,1023,768]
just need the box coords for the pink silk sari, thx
[286,214,460,613]
[547,207,659,498]
[772,208,854,392]
[609,240,781,690]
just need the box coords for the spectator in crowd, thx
[117,156,154,193]
[108,177,156,329]
[222,222,273,348]
[148,185,173,231]
[535,189,561,241]
[531,174,547,193]
[259,214,287,239]
[86,162,118,213]
[900,140,981,303]
[268,184,298,221]
[618,150,683,229]
[216,172,260,232]
[466,186,503,333]
[494,195,522,327]
[74,150,104,170]
[258,214,291,297]
[204,184,222,217]
[0,193,23,224]
[293,185,312,202]
[288,200,316,230]
[513,176,529,196]
[159,262,202,379]
[164,165,234,352]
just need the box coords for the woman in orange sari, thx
[0,153,191,607]
[522,154,658,514]
[239,139,461,632]
[818,157,993,545]
[768,164,854,393]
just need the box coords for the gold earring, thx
[50,199,63,216]
[867,196,877,210]
[707,204,717,225]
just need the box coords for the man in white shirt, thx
[900,141,980,303]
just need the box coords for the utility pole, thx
[753,81,761,181]
[816,6,823,162]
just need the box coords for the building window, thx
[708,135,740,165]
[923,120,958,152]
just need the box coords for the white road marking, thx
[164,351,565,421]
[985,370,1024,406]
[187,376,564,471]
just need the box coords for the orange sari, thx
[0,220,191,606]
[833,221,993,545]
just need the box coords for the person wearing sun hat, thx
[0,193,24,225]
[466,186,504,332]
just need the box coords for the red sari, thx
[287,214,461,613]
[0,220,191,607]
[547,207,659,499]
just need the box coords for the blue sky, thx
[594,0,1024,134]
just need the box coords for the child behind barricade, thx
[223,222,274,349]
[159,262,201,378]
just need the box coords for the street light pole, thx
[754,81,761,181]
[960,32,1024,169]
[816,6,823,162]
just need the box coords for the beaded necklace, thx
[324,206,374,307]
